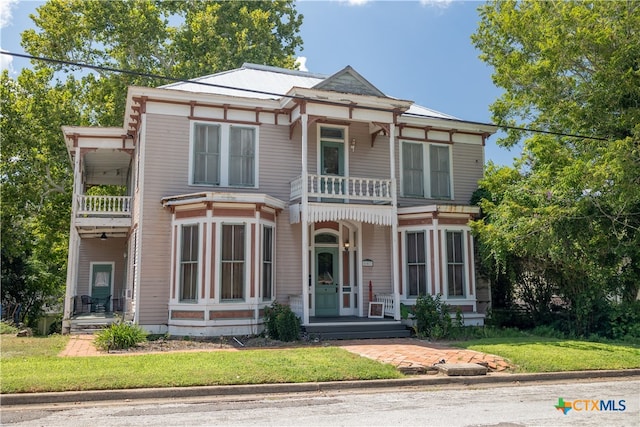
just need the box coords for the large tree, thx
[470,1,640,336]
[2,0,303,327]
[22,0,303,126]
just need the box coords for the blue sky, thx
[1,0,518,165]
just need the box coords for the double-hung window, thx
[401,142,451,199]
[179,224,199,302]
[192,123,256,187]
[446,231,465,297]
[221,224,245,301]
[406,231,427,297]
[262,226,274,301]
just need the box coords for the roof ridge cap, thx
[241,63,327,79]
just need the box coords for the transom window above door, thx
[320,127,344,140]
[191,122,257,188]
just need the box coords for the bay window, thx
[179,224,199,302]
[221,224,245,301]
[262,226,274,301]
[406,231,427,297]
[446,231,465,297]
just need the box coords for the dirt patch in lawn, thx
[110,335,318,354]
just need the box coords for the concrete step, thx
[436,363,488,376]
[303,322,411,340]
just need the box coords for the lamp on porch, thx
[350,138,356,152]
[100,232,107,241]
[343,241,350,252]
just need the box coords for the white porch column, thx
[63,149,82,331]
[389,122,401,320]
[300,111,310,325]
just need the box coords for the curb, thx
[3,369,639,407]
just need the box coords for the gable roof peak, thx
[313,65,386,98]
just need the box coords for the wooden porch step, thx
[303,322,411,340]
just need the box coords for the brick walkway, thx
[59,335,512,372]
[336,338,512,372]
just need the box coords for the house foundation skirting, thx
[167,321,264,337]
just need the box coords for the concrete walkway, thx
[59,335,512,372]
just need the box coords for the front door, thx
[315,247,339,317]
[320,141,344,197]
[91,263,113,312]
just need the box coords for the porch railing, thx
[76,195,131,217]
[290,174,393,204]
[375,294,395,317]
[289,294,304,320]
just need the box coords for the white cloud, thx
[0,0,20,29]
[0,50,14,72]
[335,0,369,6]
[295,56,308,72]
[420,0,453,8]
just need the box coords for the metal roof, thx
[161,63,325,100]
[161,63,458,120]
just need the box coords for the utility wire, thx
[2,51,610,142]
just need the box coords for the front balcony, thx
[74,195,131,237]
[74,195,132,231]
[290,174,393,204]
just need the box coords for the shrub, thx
[413,294,452,340]
[264,302,300,341]
[0,321,19,335]
[94,318,147,351]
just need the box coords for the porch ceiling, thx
[83,150,131,186]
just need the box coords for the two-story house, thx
[62,64,496,337]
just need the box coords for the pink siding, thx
[76,237,127,300]
[360,223,393,304]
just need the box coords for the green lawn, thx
[455,336,640,372]
[0,335,401,393]
[2,334,639,394]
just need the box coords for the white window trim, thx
[175,222,201,303]
[401,227,432,300]
[399,141,454,200]
[189,121,259,188]
[316,124,350,177]
[218,222,249,302]
[441,228,469,299]
[260,223,275,302]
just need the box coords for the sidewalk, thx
[59,335,512,371]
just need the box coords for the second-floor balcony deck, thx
[74,195,132,231]
[290,174,393,204]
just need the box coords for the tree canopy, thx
[471,0,640,336]
[2,0,303,327]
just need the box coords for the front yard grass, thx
[454,336,640,373]
[0,335,401,394]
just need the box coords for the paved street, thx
[2,378,637,426]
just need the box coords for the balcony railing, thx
[76,195,131,217]
[290,174,393,204]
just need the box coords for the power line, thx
[2,51,610,142]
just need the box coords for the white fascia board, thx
[161,192,287,211]
[128,86,281,110]
[398,205,481,215]
[399,114,498,135]
[61,126,129,154]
